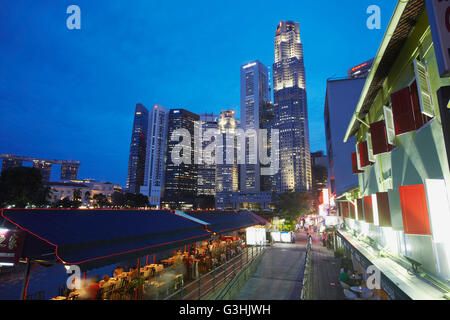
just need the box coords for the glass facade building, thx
[140,105,169,208]
[126,103,149,194]
[273,21,312,192]
[162,109,199,210]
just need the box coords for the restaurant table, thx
[350,286,372,297]
[51,296,67,300]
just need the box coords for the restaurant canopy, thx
[181,211,260,235]
[0,209,211,271]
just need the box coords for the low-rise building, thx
[339,0,450,300]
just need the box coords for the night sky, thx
[0,0,396,186]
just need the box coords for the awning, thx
[1,209,210,271]
[181,211,259,234]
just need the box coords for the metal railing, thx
[300,237,312,300]
[163,246,265,300]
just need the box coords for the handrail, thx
[163,246,265,300]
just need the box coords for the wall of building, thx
[347,10,450,280]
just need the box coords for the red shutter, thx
[341,202,349,218]
[399,185,431,235]
[391,87,416,135]
[358,141,372,167]
[364,196,374,223]
[370,121,394,155]
[376,192,392,227]
[352,153,363,174]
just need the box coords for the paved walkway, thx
[300,232,346,300]
[233,242,306,300]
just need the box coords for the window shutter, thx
[364,196,374,223]
[383,106,396,145]
[409,80,426,129]
[356,198,364,221]
[342,202,349,218]
[355,144,363,171]
[358,141,372,167]
[399,185,432,235]
[391,87,416,135]
[351,152,363,174]
[376,192,392,227]
[370,120,391,154]
[414,59,435,118]
[366,132,376,162]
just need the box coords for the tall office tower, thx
[215,110,239,209]
[197,113,219,197]
[140,105,169,208]
[240,61,270,192]
[162,109,199,210]
[273,21,312,192]
[126,103,149,194]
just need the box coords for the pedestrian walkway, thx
[298,232,345,300]
[233,242,306,300]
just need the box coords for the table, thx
[350,286,372,298]
[51,296,67,300]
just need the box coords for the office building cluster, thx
[125,21,313,210]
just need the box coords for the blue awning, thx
[1,209,210,271]
[181,211,259,235]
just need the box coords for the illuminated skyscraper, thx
[126,103,149,194]
[162,109,199,210]
[273,21,312,192]
[240,61,270,192]
[140,105,169,208]
[216,110,239,209]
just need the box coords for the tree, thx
[111,191,125,208]
[135,194,149,208]
[93,193,109,208]
[72,189,82,202]
[274,192,313,224]
[0,167,51,208]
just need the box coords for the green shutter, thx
[413,59,435,117]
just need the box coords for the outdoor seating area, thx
[52,235,246,300]
[338,266,381,300]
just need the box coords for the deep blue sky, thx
[0,0,396,186]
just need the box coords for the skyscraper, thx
[140,105,169,208]
[240,61,270,192]
[215,110,239,209]
[162,109,199,210]
[273,21,312,192]
[197,113,219,197]
[126,103,149,194]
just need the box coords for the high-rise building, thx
[197,113,219,197]
[347,58,374,79]
[140,105,169,208]
[240,61,270,193]
[216,110,239,209]
[273,21,312,193]
[126,103,149,194]
[162,109,199,210]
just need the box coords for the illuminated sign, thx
[351,63,368,72]
[426,0,450,77]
